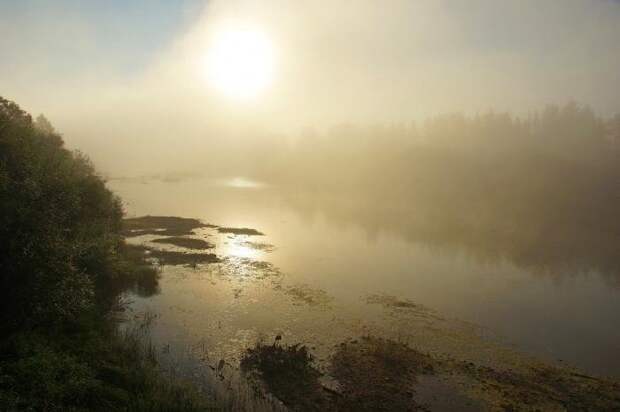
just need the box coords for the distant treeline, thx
[255,102,619,182]
[250,103,620,281]
[0,97,209,410]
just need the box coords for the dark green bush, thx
[0,97,203,410]
[0,97,125,331]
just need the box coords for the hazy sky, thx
[2,0,620,173]
[0,1,202,84]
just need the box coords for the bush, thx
[0,97,205,410]
[0,97,126,332]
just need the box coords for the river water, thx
[110,176,620,382]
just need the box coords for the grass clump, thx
[147,248,220,266]
[218,227,264,236]
[123,216,211,237]
[241,341,330,411]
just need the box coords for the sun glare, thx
[205,26,275,100]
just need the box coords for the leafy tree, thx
[0,97,123,333]
[0,97,203,411]
[35,114,55,134]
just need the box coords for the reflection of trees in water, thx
[282,185,620,286]
[266,104,620,285]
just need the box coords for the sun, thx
[205,26,275,100]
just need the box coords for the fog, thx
[4,2,620,404]
[3,1,619,279]
[2,0,620,175]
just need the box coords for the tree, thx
[0,97,123,333]
[34,114,55,134]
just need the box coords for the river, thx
[110,175,620,386]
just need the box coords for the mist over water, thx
[3,0,620,409]
[4,0,620,175]
[111,102,620,377]
[107,99,620,379]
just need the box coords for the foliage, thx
[0,97,207,410]
[0,329,214,411]
[0,96,124,331]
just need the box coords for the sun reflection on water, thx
[217,177,265,189]
[225,241,262,260]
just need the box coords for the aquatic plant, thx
[241,340,330,411]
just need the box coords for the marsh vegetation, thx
[152,237,215,250]
[240,336,620,411]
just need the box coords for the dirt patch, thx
[331,337,434,411]
[151,237,214,250]
[123,216,215,237]
[218,227,264,236]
